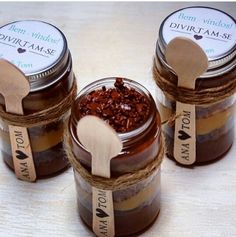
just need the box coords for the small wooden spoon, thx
[0,59,36,181]
[165,37,208,165]
[77,115,122,237]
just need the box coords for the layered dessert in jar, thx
[153,6,236,164]
[69,77,162,236]
[0,20,76,177]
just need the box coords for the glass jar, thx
[0,20,76,177]
[154,6,236,164]
[69,77,162,236]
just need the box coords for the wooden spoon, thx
[165,37,208,165]
[77,115,122,237]
[0,59,36,181]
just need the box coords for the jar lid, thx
[157,6,236,77]
[0,20,70,92]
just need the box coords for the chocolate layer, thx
[158,93,235,163]
[78,194,160,237]
[2,142,70,177]
[75,168,161,211]
[164,127,234,163]
[74,165,161,235]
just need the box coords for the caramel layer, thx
[114,175,160,211]
[0,126,63,152]
[76,171,160,212]
[158,102,235,135]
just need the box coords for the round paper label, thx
[160,7,236,60]
[0,20,65,75]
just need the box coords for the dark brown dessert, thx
[0,67,74,177]
[155,54,235,164]
[78,78,150,133]
[154,6,236,164]
[70,77,161,175]
[0,20,76,178]
[74,168,161,237]
[69,77,162,236]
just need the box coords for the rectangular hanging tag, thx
[92,187,115,237]
[9,125,36,182]
[174,102,196,165]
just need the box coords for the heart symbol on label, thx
[194,35,203,40]
[178,130,191,140]
[16,150,28,160]
[96,208,109,218]
[17,48,26,54]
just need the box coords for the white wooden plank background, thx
[0,2,235,237]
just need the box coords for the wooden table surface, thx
[0,2,235,237]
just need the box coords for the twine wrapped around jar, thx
[65,131,165,191]
[0,81,77,127]
[152,58,236,105]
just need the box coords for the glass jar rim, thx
[69,77,161,152]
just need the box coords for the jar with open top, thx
[68,77,163,236]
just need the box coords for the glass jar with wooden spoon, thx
[153,6,236,165]
[0,20,76,178]
[68,77,164,236]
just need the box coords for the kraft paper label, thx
[92,187,115,237]
[9,125,36,181]
[174,102,196,165]
[0,20,65,75]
